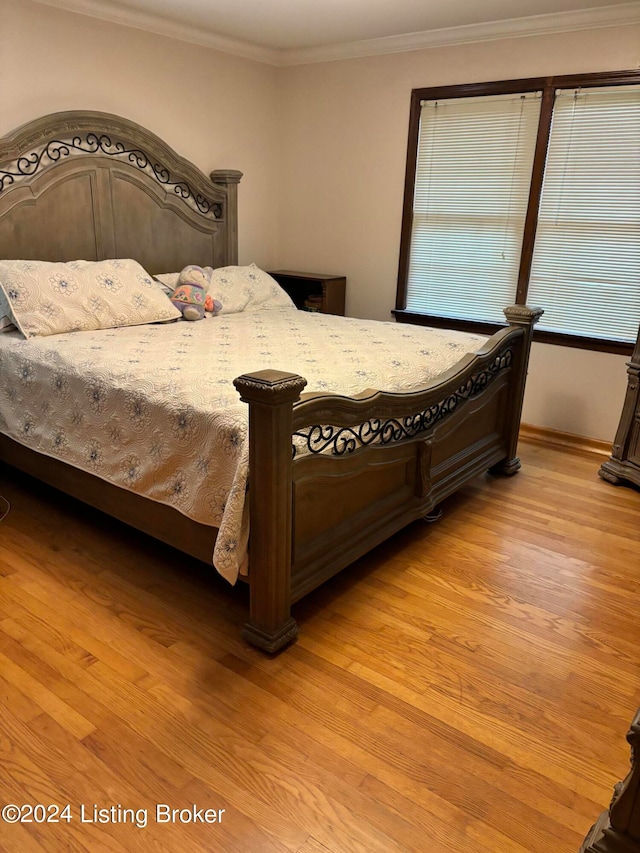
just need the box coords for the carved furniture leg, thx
[492,305,544,475]
[234,370,307,653]
[489,457,522,476]
[598,462,624,486]
[598,349,640,490]
[580,709,640,853]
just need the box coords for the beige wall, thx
[1,1,637,440]
[277,26,640,441]
[0,0,281,267]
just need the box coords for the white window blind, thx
[406,92,542,323]
[528,85,640,342]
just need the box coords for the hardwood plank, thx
[0,440,637,852]
[294,840,334,853]
[0,645,94,740]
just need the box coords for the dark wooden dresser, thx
[599,324,640,489]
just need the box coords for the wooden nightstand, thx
[268,270,346,316]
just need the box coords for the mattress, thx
[0,308,487,582]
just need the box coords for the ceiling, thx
[35,0,640,64]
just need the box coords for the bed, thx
[0,110,542,652]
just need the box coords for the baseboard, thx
[519,423,611,457]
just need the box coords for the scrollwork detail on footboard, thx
[293,347,513,458]
[0,133,222,218]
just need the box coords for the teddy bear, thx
[171,265,221,321]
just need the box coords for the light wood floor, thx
[0,440,638,853]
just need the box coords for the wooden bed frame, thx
[0,111,542,652]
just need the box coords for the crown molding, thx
[33,0,640,67]
[32,0,281,65]
[281,3,640,66]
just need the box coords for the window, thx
[407,92,542,324]
[396,72,640,354]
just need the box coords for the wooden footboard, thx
[234,305,542,651]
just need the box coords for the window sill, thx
[392,310,634,356]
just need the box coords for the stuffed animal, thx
[171,265,221,321]
[204,293,222,314]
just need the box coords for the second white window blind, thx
[527,85,640,343]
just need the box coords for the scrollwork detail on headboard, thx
[0,132,223,218]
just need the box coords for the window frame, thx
[394,69,640,356]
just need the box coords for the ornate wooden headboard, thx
[0,111,241,273]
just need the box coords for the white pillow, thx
[208,264,295,314]
[153,272,181,295]
[0,259,181,338]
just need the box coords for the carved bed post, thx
[210,170,243,265]
[491,304,544,476]
[233,369,307,653]
[580,709,640,852]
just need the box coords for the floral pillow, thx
[0,259,181,338]
[207,264,295,314]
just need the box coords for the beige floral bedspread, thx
[0,308,486,583]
